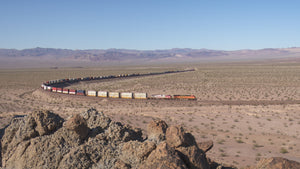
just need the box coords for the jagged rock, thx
[81,108,111,137]
[141,142,188,169]
[166,125,195,148]
[253,157,300,169]
[147,120,168,143]
[65,114,89,140]
[1,108,215,169]
[31,110,64,136]
[105,122,143,143]
[197,140,214,153]
[2,125,87,169]
[120,140,156,168]
[1,110,64,168]
[58,146,93,169]
[1,111,63,156]
[167,126,210,169]
[176,145,209,169]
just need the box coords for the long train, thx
[41,69,197,100]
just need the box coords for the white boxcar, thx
[134,93,148,99]
[108,92,120,98]
[63,89,69,94]
[98,91,108,97]
[87,90,97,97]
[47,86,52,91]
[120,92,133,99]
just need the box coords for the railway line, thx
[40,88,300,107]
[40,68,300,106]
[41,69,197,100]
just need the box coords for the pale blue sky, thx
[1,0,299,50]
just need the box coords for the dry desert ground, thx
[0,62,299,168]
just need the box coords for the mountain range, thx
[0,47,299,68]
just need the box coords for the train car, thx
[76,90,85,96]
[57,88,63,93]
[87,90,97,97]
[173,95,197,100]
[98,91,108,98]
[46,86,52,91]
[63,88,69,94]
[69,89,76,95]
[83,77,91,81]
[52,87,57,92]
[134,93,147,99]
[120,92,133,99]
[108,92,120,98]
[150,94,172,99]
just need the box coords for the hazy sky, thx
[1,0,300,50]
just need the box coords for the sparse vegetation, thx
[0,63,300,169]
[280,147,289,154]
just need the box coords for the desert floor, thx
[0,62,299,168]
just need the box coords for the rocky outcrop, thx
[2,108,298,169]
[0,108,212,169]
[248,157,300,169]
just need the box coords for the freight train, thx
[41,69,197,100]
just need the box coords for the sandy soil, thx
[0,62,299,168]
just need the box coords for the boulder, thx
[166,126,196,148]
[31,110,64,136]
[65,114,89,140]
[81,108,111,137]
[120,140,156,168]
[141,142,188,169]
[147,120,168,143]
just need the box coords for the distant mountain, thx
[0,47,299,68]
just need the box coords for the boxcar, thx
[69,89,76,95]
[77,90,85,96]
[87,90,97,97]
[108,92,120,98]
[120,92,133,99]
[57,88,63,93]
[98,91,108,97]
[46,86,52,91]
[63,89,69,94]
[52,87,57,92]
[134,93,148,99]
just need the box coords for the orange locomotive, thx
[173,95,197,100]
